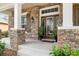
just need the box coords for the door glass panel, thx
[46,17,54,35]
[41,17,46,36]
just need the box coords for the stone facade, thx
[25,3,63,39]
[25,7,39,39]
[10,30,25,51]
[8,3,63,51]
[58,29,79,49]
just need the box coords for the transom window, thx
[41,8,58,14]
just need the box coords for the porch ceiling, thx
[22,3,48,9]
[0,3,48,15]
[0,3,54,15]
[0,3,47,11]
[0,4,13,12]
[22,3,49,13]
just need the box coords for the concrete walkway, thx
[18,39,53,56]
[0,37,53,56]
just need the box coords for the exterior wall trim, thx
[63,3,73,27]
[22,12,28,16]
[58,26,79,29]
[10,28,25,30]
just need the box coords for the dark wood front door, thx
[41,16,55,38]
[46,17,54,38]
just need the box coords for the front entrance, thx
[41,16,58,39]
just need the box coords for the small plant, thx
[50,44,62,56]
[71,49,79,56]
[51,29,57,42]
[61,43,71,56]
[0,41,5,56]
[50,43,71,56]
[50,43,79,56]
[38,26,44,40]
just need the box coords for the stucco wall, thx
[0,23,8,31]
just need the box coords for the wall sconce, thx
[32,16,35,23]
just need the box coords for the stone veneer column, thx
[10,4,25,51]
[10,29,25,51]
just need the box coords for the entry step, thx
[42,39,56,42]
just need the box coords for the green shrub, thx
[71,49,79,56]
[0,41,5,56]
[50,43,79,56]
[50,43,71,56]
[61,44,71,56]
[50,44,62,56]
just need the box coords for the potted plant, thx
[38,26,44,40]
[51,29,57,42]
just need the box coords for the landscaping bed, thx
[0,41,17,56]
[3,48,17,56]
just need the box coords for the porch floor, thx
[18,39,53,56]
[0,37,54,56]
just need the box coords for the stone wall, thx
[58,29,79,49]
[25,7,39,39]
[10,30,25,50]
[25,3,63,39]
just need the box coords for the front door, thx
[41,16,55,38]
[41,16,59,38]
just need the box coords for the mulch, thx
[2,48,17,56]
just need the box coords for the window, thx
[50,8,54,12]
[54,8,58,11]
[21,16,27,28]
[73,4,79,26]
[0,13,8,23]
[42,10,44,14]
[41,7,58,14]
